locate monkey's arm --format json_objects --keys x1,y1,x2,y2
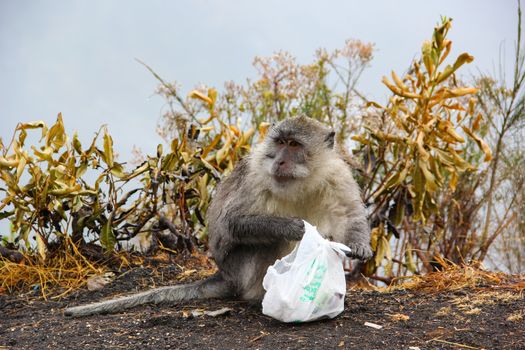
[{"x1": 228, "y1": 215, "x2": 304, "y2": 245}]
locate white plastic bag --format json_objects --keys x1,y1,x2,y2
[{"x1": 262, "y1": 221, "x2": 350, "y2": 323}]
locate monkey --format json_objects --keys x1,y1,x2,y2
[{"x1": 64, "y1": 115, "x2": 372, "y2": 317}]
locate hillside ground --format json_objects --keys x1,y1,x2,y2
[{"x1": 1, "y1": 256, "x2": 524, "y2": 350}]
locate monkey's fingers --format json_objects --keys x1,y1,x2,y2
[
  {"x1": 345, "y1": 250, "x2": 365, "y2": 260},
  {"x1": 345, "y1": 243, "x2": 373, "y2": 261}
]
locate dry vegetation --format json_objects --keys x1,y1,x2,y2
[{"x1": 0, "y1": 10, "x2": 524, "y2": 298}]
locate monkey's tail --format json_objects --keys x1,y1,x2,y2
[{"x1": 64, "y1": 273, "x2": 232, "y2": 317}]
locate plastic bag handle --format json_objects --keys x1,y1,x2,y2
[{"x1": 328, "y1": 241, "x2": 351, "y2": 258}]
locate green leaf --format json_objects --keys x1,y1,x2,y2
[
  {"x1": 391, "y1": 195, "x2": 406, "y2": 227},
  {"x1": 419, "y1": 159, "x2": 438, "y2": 193},
  {"x1": 35, "y1": 233, "x2": 47, "y2": 260},
  {"x1": 405, "y1": 245, "x2": 417, "y2": 273},
  {"x1": 100, "y1": 218, "x2": 116, "y2": 252},
  {"x1": 374, "y1": 234, "x2": 387, "y2": 267},
  {"x1": 20, "y1": 224, "x2": 31, "y2": 248},
  {"x1": 0, "y1": 211, "x2": 14, "y2": 220},
  {"x1": 72, "y1": 132, "x2": 83, "y2": 154},
  {"x1": 161, "y1": 153, "x2": 177, "y2": 172},
  {"x1": 103, "y1": 127, "x2": 114, "y2": 168},
  {"x1": 76, "y1": 161, "x2": 88, "y2": 178},
  {"x1": 110, "y1": 163, "x2": 126, "y2": 179},
  {"x1": 421, "y1": 40, "x2": 434, "y2": 76}
]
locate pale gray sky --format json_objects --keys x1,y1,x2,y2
[{"x1": 0, "y1": 0, "x2": 519, "y2": 162}]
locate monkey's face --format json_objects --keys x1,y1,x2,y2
[
  {"x1": 265, "y1": 136, "x2": 310, "y2": 185},
  {"x1": 251, "y1": 116, "x2": 337, "y2": 198}
]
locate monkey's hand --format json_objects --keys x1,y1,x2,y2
[
  {"x1": 288, "y1": 218, "x2": 306, "y2": 241},
  {"x1": 345, "y1": 243, "x2": 373, "y2": 261}
]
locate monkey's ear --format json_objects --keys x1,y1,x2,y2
[{"x1": 325, "y1": 131, "x2": 335, "y2": 148}]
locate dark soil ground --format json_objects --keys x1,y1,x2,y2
[{"x1": 1, "y1": 259, "x2": 524, "y2": 350}]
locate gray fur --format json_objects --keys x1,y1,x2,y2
[{"x1": 64, "y1": 115, "x2": 371, "y2": 317}]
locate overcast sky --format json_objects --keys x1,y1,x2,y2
[{"x1": 0, "y1": 1, "x2": 519, "y2": 162}]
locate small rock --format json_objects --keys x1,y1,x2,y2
[
  {"x1": 187, "y1": 307, "x2": 233, "y2": 318},
  {"x1": 86, "y1": 272, "x2": 115, "y2": 291},
  {"x1": 364, "y1": 322, "x2": 383, "y2": 330},
  {"x1": 204, "y1": 307, "x2": 233, "y2": 317}
]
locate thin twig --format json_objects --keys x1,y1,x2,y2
[{"x1": 429, "y1": 338, "x2": 481, "y2": 350}]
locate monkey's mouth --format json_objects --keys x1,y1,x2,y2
[{"x1": 273, "y1": 175, "x2": 295, "y2": 184}]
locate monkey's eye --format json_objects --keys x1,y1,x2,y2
[
  {"x1": 276, "y1": 139, "x2": 286, "y2": 145},
  {"x1": 288, "y1": 140, "x2": 300, "y2": 147}
]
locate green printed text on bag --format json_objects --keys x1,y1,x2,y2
[{"x1": 300, "y1": 259, "x2": 327, "y2": 302}]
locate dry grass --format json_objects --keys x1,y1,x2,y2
[
  {"x1": 0, "y1": 240, "x2": 217, "y2": 300},
  {"x1": 393, "y1": 258, "x2": 525, "y2": 293},
  {"x1": 506, "y1": 310, "x2": 523, "y2": 322},
  {"x1": 0, "y1": 238, "x2": 109, "y2": 299},
  {"x1": 387, "y1": 313, "x2": 410, "y2": 322},
  {"x1": 384, "y1": 259, "x2": 525, "y2": 319},
  {"x1": 453, "y1": 291, "x2": 521, "y2": 307},
  {"x1": 464, "y1": 308, "x2": 482, "y2": 315},
  {"x1": 147, "y1": 249, "x2": 218, "y2": 283},
  {"x1": 435, "y1": 306, "x2": 452, "y2": 317}
]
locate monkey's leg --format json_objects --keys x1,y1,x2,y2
[
  {"x1": 64, "y1": 273, "x2": 232, "y2": 317},
  {"x1": 229, "y1": 215, "x2": 305, "y2": 245}
]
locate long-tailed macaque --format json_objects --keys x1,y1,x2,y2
[{"x1": 64, "y1": 116, "x2": 372, "y2": 317}]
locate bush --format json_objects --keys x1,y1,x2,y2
[{"x1": 0, "y1": 112, "x2": 254, "y2": 259}]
